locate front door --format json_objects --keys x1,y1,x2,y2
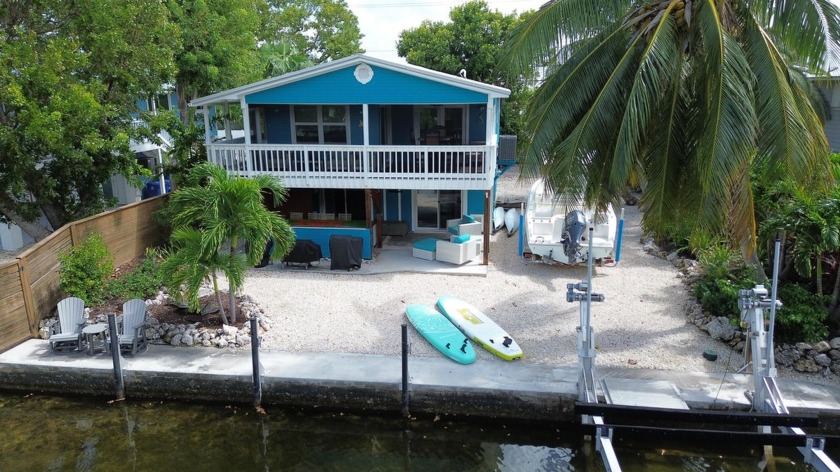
[{"x1": 415, "y1": 190, "x2": 462, "y2": 231}]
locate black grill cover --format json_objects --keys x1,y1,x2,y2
[
  {"x1": 329, "y1": 235, "x2": 362, "y2": 271},
  {"x1": 283, "y1": 239, "x2": 323, "y2": 268}
]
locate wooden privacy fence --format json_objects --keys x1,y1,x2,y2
[{"x1": 0, "y1": 196, "x2": 167, "y2": 353}]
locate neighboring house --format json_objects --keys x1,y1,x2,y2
[
  {"x1": 818, "y1": 79, "x2": 840, "y2": 152},
  {"x1": 105, "y1": 93, "x2": 177, "y2": 205},
  {"x1": 1, "y1": 94, "x2": 177, "y2": 252},
  {"x1": 189, "y1": 54, "x2": 511, "y2": 259}
]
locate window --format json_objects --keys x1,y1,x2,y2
[{"x1": 292, "y1": 105, "x2": 349, "y2": 144}]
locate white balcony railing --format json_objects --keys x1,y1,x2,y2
[{"x1": 206, "y1": 143, "x2": 497, "y2": 190}]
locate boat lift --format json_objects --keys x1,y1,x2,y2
[{"x1": 571, "y1": 234, "x2": 839, "y2": 471}]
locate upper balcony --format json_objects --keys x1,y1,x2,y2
[{"x1": 208, "y1": 143, "x2": 497, "y2": 190}]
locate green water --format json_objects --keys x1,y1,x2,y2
[{"x1": 0, "y1": 393, "x2": 828, "y2": 471}]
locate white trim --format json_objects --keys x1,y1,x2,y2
[
  {"x1": 290, "y1": 105, "x2": 350, "y2": 144},
  {"x1": 189, "y1": 54, "x2": 510, "y2": 107}
]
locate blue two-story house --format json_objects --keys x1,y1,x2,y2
[{"x1": 189, "y1": 54, "x2": 510, "y2": 261}]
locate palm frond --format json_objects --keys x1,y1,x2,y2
[
  {"x1": 498, "y1": 0, "x2": 632, "y2": 77},
  {"x1": 694, "y1": 1, "x2": 758, "y2": 234},
  {"x1": 761, "y1": 0, "x2": 840, "y2": 73},
  {"x1": 518, "y1": 24, "x2": 630, "y2": 181},
  {"x1": 612, "y1": 5, "x2": 683, "y2": 191}
]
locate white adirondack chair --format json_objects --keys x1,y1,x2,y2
[
  {"x1": 119, "y1": 299, "x2": 148, "y2": 354},
  {"x1": 49, "y1": 297, "x2": 86, "y2": 352}
]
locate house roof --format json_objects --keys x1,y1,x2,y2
[{"x1": 189, "y1": 54, "x2": 511, "y2": 107}]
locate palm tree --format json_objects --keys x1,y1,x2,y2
[
  {"x1": 159, "y1": 227, "x2": 240, "y2": 325},
  {"x1": 501, "y1": 0, "x2": 840, "y2": 269},
  {"x1": 166, "y1": 162, "x2": 295, "y2": 323}
]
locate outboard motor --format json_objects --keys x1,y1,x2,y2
[{"x1": 561, "y1": 210, "x2": 587, "y2": 264}]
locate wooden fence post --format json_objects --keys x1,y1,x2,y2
[
  {"x1": 69, "y1": 223, "x2": 79, "y2": 246},
  {"x1": 17, "y1": 257, "x2": 39, "y2": 336}
]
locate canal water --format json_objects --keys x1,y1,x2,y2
[{"x1": 0, "y1": 392, "x2": 829, "y2": 471}]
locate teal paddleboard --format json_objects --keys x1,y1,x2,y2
[{"x1": 405, "y1": 304, "x2": 476, "y2": 364}]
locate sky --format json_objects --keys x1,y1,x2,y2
[{"x1": 344, "y1": 0, "x2": 547, "y2": 63}]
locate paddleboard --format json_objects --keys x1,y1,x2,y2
[
  {"x1": 504, "y1": 208, "x2": 520, "y2": 237},
  {"x1": 436, "y1": 296, "x2": 523, "y2": 361},
  {"x1": 405, "y1": 304, "x2": 476, "y2": 364},
  {"x1": 492, "y1": 206, "x2": 505, "y2": 233}
]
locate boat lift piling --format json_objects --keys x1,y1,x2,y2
[
  {"x1": 568, "y1": 228, "x2": 619, "y2": 470},
  {"x1": 738, "y1": 238, "x2": 840, "y2": 471}
]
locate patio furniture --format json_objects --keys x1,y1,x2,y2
[
  {"x1": 329, "y1": 235, "x2": 362, "y2": 270},
  {"x1": 412, "y1": 238, "x2": 439, "y2": 261},
  {"x1": 289, "y1": 211, "x2": 304, "y2": 220},
  {"x1": 82, "y1": 323, "x2": 109, "y2": 356},
  {"x1": 283, "y1": 239, "x2": 323, "y2": 269},
  {"x1": 308, "y1": 212, "x2": 321, "y2": 220},
  {"x1": 446, "y1": 215, "x2": 482, "y2": 237},
  {"x1": 338, "y1": 213, "x2": 352, "y2": 221},
  {"x1": 119, "y1": 298, "x2": 148, "y2": 354},
  {"x1": 436, "y1": 235, "x2": 481, "y2": 265},
  {"x1": 49, "y1": 297, "x2": 86, "y2": 352}
]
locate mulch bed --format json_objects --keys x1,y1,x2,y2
[{"x1": 86, "y1": 257, "x2": 251, "y2": 330}]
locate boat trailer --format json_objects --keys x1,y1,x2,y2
[{"x1": 571, "y1": 234, "x2": 839, "y2": 471}]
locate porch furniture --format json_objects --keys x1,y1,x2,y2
[
  {"x1": 82, "y1": 323, "x2": 109, "y2": 356},
  {"x1": 119, "y1": 299, "x2": 148, "y2": 354},
  {"x1": 329, "y1": 235, "x2": 362, "y2": 271},
  {"x1": 412, "y1": 238, "x2": 439, "y2": 261},
  {"x1": 446, "y1": 215, "x2": 482, "y2": 237},
  {"x1": 49, "y1": 297, "x2": 86, "y2": 352},
  {"x1": 289, "y1": 211, "x2": 304, "y2": 220},
  {"x1": 307, "y1": 212, "x2": 321, "y2": 220},
  {"x1": 338, "y1": 213, "x2": 352, "y2": 221},
  {"x1": 436, "y1": 236, "x2": 481, "y2": 265},
  {"x1": 321, "y1": 213, "x2": 336, "y2": 221},
  {"x1": 283, "y1": 239, "x2": 323, "y2": 269}
]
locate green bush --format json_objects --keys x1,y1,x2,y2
[
  {"x1": 105, "y1": 251, "x2": 163, "y2": 301},
  {"x1": 59, "y1": 233, "x2": 114, "y2": 305},
  {"x1": 775, "y1": 284, "x2": 830, "y2": 343},
  {"x1": 693, "y1": 245, "x2": 756, "y2": 318}
]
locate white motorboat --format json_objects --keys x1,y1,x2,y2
[{"x1": 524, "y1": 179, "x2": 617, "y2": 264}]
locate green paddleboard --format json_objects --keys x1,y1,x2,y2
[{"x1": 405, "y1": 304, "x2": 476, "y2": 364}]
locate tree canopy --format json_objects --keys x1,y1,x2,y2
[
  {"x1": 0, "y1": 0, "x2": 178, "y2": 237},
  {"x1": 168, "y1": 0, "x2": 262, "y2": 123},
  {"x1": 501, "y1": 0, "x2": 840, "y2": 262},
  {"x1": 260, "y1": 0, "x2": 364, "y2": 64},
  {"x1": 396, "y1": 1, "x2": 533, "y2": 136}
]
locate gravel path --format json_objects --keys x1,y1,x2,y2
[{"x1": 240, "y1": 168, "x2": 840, "y2": 388}]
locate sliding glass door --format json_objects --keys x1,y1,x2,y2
[{"x1": 415, "y1": 190, "x2": 462, "y2": 230}]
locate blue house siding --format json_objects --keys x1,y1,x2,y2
[
  {"x1": 466, "y1": 190, "x2": 485, "y2": 215},
  {"x1": 245, "y1": 65, "x2": 487, "y2": 105},
  {"x1": 468, "y1": 104, "x2": 485, "y2": 143},
  {"x1": 265, "y1": 106, "x2": 291, "y2": 144}
]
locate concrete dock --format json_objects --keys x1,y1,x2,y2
[{"x1": 1, "y1": 339, "x2": 840, "y2": 427}]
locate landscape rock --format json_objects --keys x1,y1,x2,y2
[
  {"x1": 830, "y1": 337, "x2": 840, "y2": 350},
  {"x1": 182, "y1": 334, "x2": 194, "y2": 346},
  {"x1": 170, "y1": 334, "x2": 182, "y2": 346},
  {"x1": 795, "y1": 342, "x2": 812, "y2": 351},
  {"x1": 814, "y1": 353, "x2": 832, "y2": 367},
  {"x1": 814, "y1": 341, "x2": 832, "y2": 353},
  {"x1": 829, "y1": 350, "x2": 840, "y2": 361},
  {"x1": 794, "y1": 358, "x2": 820, "y2": 373},
  {"x1": 705, "y1": 317, "x2": 736, "y2": 342}
]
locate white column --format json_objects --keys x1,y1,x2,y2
[
  {"x1": 202, "y1": 107, "x2": 212, "y2": 165},
  {"x1": 362, "y1": 104, "x2": 370, "y2": 179},
  {"x1": 223, "y1": 103, "x2": 232, "y2": 141},
  {"x1": 485, "y1": 97, "x2": 494, "y2": 145},
  {"x1": 157, "y1": 148, "x2": 166, "y2": 195},
  {"x1": 241, "y1": 97, "x2": 253, "y2": 176}
]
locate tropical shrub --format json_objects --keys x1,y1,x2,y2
[
  {"x1": 58, "y1": 233, "x2": 114, "y2": 305},
  {"x1": 775, "y1": 284, "x2": 830, "y2": 344},
  {"x1": 693, "y1": 245, "x2": 756, "y2": 318},
  {"x1": 105, "y1": 249, "x2": 164, "y2": 301}
]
